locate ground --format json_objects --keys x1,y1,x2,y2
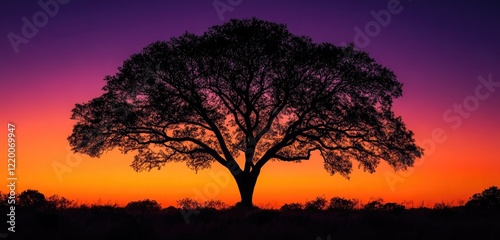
[{"x1": 6, "y1": 206, "x2": 500, "y2": 240}]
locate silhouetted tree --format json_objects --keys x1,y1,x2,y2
[
  {"x1": 382, "y1": 202, "x2": 405, "y2": 211},
  {"x1": 177, "y1": 198, "x2": 201, "y2": 210},
  {"x1": 47, "y1": 194, "x2": 73, "y2": 210},
  {"x1": 433, "y1": 201, "x2": 452, "y2": 210},
  {"x1": 125, "y1": 199, "x2": 162, "y2": 212},
  {"x1": 364, "y1": 198, "x2": 384, "y2": 210},
  {"x1": 202, "y1": 199, "x2": 228, "y2": 210},
  {"x1": 465, "y1": 186, "x2": 500, "y2": 210},
  {"x1": 328, "y1": 197, "x2": 358, "y2": 211},
  {"x1": 0, "y1": 192, "x2": 9, "y2": 208},
  {"x1": 280, "y1": 202, "x2": 304, "y2": 211},
  {"x1": 68, "y1": 18, "x2": 423, "y2": 208},
  {"x1": 19, "y1": 189, "x2": 47, "y2": 210},
  {"x1": 305, "y1": 196, "x2": 327, "y2": 211}
]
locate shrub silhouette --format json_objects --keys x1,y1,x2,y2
[
  {"x1": 382, "y1": 202, "x2": 405, "y2": 211},
  {"x1": 465, "y1": 186, "x2": 500, "y2": 210},
  {"x1": 328, "y1": 197, "x2": 358, "y2": 211},
  {"x1": 47, "y1": 195, "x2": 74, "y2": 210},
  {"x1": 363, "y1": 198, "x2": 384, "y2": 210},
  {"x1": 0, "y1": 192, "x2": 9, "y2": 208},
  {"x1": 280, "y1": 202, "x2": 304, "y2": 211},
  {"x1": 305, "y1": 196, "x2": 327, "y2": 211},
  {"x1": 433, "y1": 201, "x2": 452, "y2": 210},
  {"x1": 177, "y1": 198, "x2": 201, "y2": 210},
  {"x1": 125, "y1": 199, "x2": 162, "y2": 212},
  {"x1": 88, "y1": 203, "x2": 123, "y2": 218},
  {"x1": 19, "y1": 189, "x2": 47, "y2": 210},
  {"x1": 6, "y1": 187, "x2": 500, "y2": 239},
  {"x1": 202, "y1": 199, "x2": 228, "y2": 210}
]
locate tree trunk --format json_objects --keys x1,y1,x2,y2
[{"x1": 234, "y1": 170, "x2": 260, "y2": 209}]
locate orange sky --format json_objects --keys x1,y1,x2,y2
[{"x1": 1, "y1": 95, "x2": 498, "y2": 208}]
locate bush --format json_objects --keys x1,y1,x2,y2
[
  {"x1": 125, "y1": 199, "x2": 162, "y2": 212},
  {"x1": 177, "y1": 198, "x2": 201, "y2": 210},
  {"x1": 47, "y1": 195, "x2": 74, "y2": 210},
  {"x1": 0, "y1": 192, "x2": 10, "y2": 208},
  {"x1": 363, "y1": 198, "x2": 384, "y2": 210},
  {"x1": 305, "y1": 196, "x2": 327, "y2": 211},
  {"x1": 382, "y1": 202, "x2": 405, "y2": 211},
  {"x1": 280, "y1": 202, "x2": 303, "y2": 211},
  {"x1": 433, "y1": 201, "x2": 452, "y2": 210},
  {"x1": 202, "y1": 199, "x2": 227, "y2": 210},
  {"x1": 465, "y1": 186, "x2": 500, "y2": 210},
  {"x1": 328, "y1": 197, "x2": 358, "y2": 211},
  {"x1": 88, "y1": 203, "x2": 122, "y2": 216},
  {"x1": 19, "y1": 189, "x2": 47, "y2": 210}
]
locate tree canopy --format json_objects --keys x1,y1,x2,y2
[
  {"x1": 466, "y1": 186, "x2": 500, "y2": 210},
  {"x1": 68, "y1": 18, "x2": 423, "y2": 207}
]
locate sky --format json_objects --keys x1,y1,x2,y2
[{"x1": 0, "y1": 0, "x2": 499, "y2": 208}]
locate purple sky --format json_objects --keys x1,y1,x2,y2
[{"x1": 2, "y1": 0, "x2": 499, "y2": 104}]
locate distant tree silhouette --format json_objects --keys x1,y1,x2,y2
[
  {"x1": 47, "y1": 194, "x2": 73, "y2": 210},
  {"x1": 125, "y1": 199, "x2": 162, "y2": 212},
  {"x1": 363, "y1": 198, "x2": 384, "y2": 210},
  {"x1": 0, "y1": 192, "x2": 9, "y2": 208},
  {"x1": 68, "y1": 18, "x2": 423, "y2": 208},
  {"x1": 201, "y1": 199, "x2": 228, "y2": 210},
  {"x1": 176, "y1": 198, "x2": 201, "y2": 210},
  {"x1": 382, "y1": 202, "x2": 405, "y2": 211},
  {"x1": 328, "y1": 197, "x2": 358, "y2": 210},
  {"x1": 465, "y1": 186, "x2": 500, "y2": 210},
  {"x1": 19, "y1": 189, "x2": 47, "y2": 210},
  {"x1": 305, "y1": 196, "x2": 327, "y2": 211},
  {"x1": 433, "y1": 201, "x2": 452, "y2": 210},
  {"x1": 280, "y1": 202, "x2": 304, "y2": 211}
]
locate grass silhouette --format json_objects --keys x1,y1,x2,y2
[{"x1": 2, "y1": 186, "x2": 499, "y2": 240}]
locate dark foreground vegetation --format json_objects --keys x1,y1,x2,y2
[{"x1": 2, "y1": 186, "x2": 499, "y2": 240}]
